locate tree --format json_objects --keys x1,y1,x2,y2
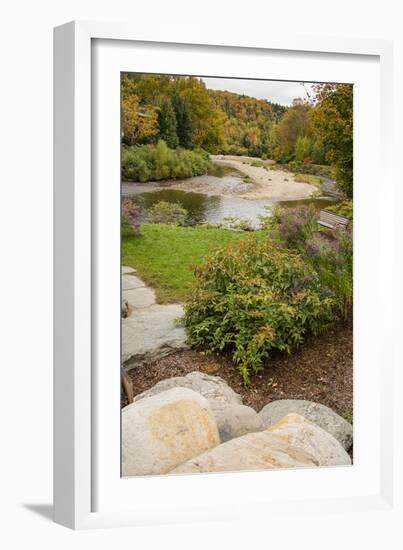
[
  {"x1": 172, "y1": 94, "x2": 193, "y2": 148},
  {"x1": 121, "y1": 75, "x2": 159, "y2": 144},
  {"x1": 157, "y1": 99, "x2": 179, "y2": 148},
  {"x1": 179, "y1": 78, "x2": 226, "y2": 151},
  {"x1": 311, "y1": 84, "x2": 353, "y2": 197},
  {"x1": 294, "y1": 136, "x2": 313, "y2": 163},
  {"x1": 276, "y1": 100, "x2": 312, "y2": 161}
]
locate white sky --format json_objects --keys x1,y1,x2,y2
[{"x1": 201, "y1": 77, "x2": 315, "y2": 106}]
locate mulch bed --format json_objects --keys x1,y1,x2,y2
[{"x1": 123, "y1": 316, "x2": 353, "y2": 423}]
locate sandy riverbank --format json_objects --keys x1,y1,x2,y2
[{"x1": 209, "y1": 155, "x2": 317, "y2": 200}]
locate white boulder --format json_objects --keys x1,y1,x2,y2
[
  {"x1": 122, "y1": 387, "x2": 220, "y2": 476},
  {"x1": 259, "y1": 400, "x2": 353, "y2": 450},
  {"x1": 170, "y1": 414, "x2": 351, "y2": 474}
]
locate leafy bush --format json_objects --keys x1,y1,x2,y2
[
  {"x1": 258, "y1": 204, "x2": 284, "y2": 231},
  {"x1": 121, "y1": 140, "x2": 211, "y2": 182},
  {"x1": 294, "y1": 173, "x2": 323, "y2": 187},
  {"x1": 224, "y1": 144, "x2": 249, "y2": 156},
  {"x1": 121, "y1": 198, "x2": 142, "y2": 236},
  {"x1": 222, "y1": 216, "x2": 255, "y2": 232},
  {"x1": 272, "y1": 162, "x2": 333, "y2": 179},
  {"x1": 325, "y1": 200, "x2": 353, "y2": 220},
  {"x1": 149, "y1": 200, "x2": 188, "y2": 226},
  {"x1": 184, "y1": 239, "x2": 337, "y2": 384}
]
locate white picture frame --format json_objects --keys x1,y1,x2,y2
[{"x1": 54, "y1": 20, "x2": 398, "y2": 531}]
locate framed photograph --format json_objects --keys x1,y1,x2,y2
[{"x1": 54, "y1": 21, "x2": 396, "y2": 530}]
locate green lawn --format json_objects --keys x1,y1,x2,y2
[{"x1": 122, "y1": 224, "x2": 265, "y2": 303}]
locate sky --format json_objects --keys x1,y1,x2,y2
[{"x1": 201, "y1": 77, "x2": 315, "y2": 106}]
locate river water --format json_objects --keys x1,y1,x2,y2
[{"x1": 122, "y1": 174, "x2": 338, "y2": 227}]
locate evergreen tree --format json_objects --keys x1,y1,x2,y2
[
  {"x1": 157, "y1": 99, "x2": 179, "y2": 148},
  {"x1": 172, "y1": 94, "x2": 193, "y2": 148}
]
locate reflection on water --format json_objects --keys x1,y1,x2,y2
[{"x1": 122, "y1": 178, "x2": 338, "y2": 227}]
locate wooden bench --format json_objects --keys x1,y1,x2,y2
[{"x1": 318, "y1": 210, "x2": 350, "y2": 230}]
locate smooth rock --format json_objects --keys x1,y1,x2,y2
[
  {"x1": 171, "y1": 414, "x2": 351, "y2": 474},
  {"x1": 122, "y1": 387, "x2": 220, "y2": 476},
  {"x1": 122, "y1": 274, "x2": 146, "y2": 291},
  {"x1": 123, "y1": 287, "x2": 156, "y2": 309},
  {"x1": 121, "y1": 297, "x2": 129, "y2": 318},
  {"x1": 133, "y1": 371, "x2": 243, "y2": 413},
  {"x1": 259, "y1": 399, "x2": 353, "y2": 450},
  {"x1": 122, "y1": 265, "x2": 136, "y2": 274},
  {"x1": 215, "y1": 404, "x2": 264, "y2": 442},
  {"x1": 122, "y1": 304, "x2": 187, "y2": 367}
]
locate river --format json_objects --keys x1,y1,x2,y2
[{"x1": 121, "y1": 172, "x2": 339, "y2": 228}]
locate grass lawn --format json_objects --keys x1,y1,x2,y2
[{"x1": 122, "y1": 224, "x2": 265, "y2": 303}]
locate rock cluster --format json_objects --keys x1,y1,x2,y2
[
  {"x1": 122, "y1": 372, "x2": 353, "y2": 477},
  {"x1": 121, "y1": 267, "x2": 188, "y2": 369}
]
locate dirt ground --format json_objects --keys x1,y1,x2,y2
[{"x1": 123, "y1": 316, "x2": 353, "y2": 424}]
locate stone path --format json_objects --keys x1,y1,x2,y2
[{"x1": 121, "y1": 266, "x2": 188, "y2": 369}]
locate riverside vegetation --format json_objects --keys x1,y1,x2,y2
[
  {"x1": 121, "y1": 74, "x2": 353, "y2": 388},
  {"x1": 121, "y1": 74, "x2": 353, "y2": 197}
]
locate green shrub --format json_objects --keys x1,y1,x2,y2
[
  {"x1": 325, "y1": 200, "x2": 353, "y2": 220},
  {"x1": 121, "y1": 140, "x2": 211, "y2": 182},
  {"x1": 149, "y1": 200, "x2": 188, "y2": 225},
  {"x1": 225, "y1": 144, "x2": 249, "y2": 156},
  {"x1": 273, "y1": 162, "x2": 333, "y2": 179},
  {"x1": 258, "y1": 204, "x2": 284, "y2": 231},
  {"x1": 184, "y1": 239, "x2": 336, "y2": 384},
  {"x1": 222, "y1": 216, "x2": 255, "y2": 232},
  {"x1": 294, "y1": 173, "x2": 323, "y2": 187}
]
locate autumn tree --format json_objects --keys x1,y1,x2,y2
[
  {"x1": 180, "y1": 78, "x2": 226, "y2": 152},
  {"x1": 276, "y1": 100, "x2": 312, "y2": 161},
  {"x1": 311, "y1": 84, "x2": 353, "y2": 197},
  {"x1": 121, "y1": 75, "x2": 159, "y2": 144}
]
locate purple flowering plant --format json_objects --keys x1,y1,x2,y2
[{"x1": 122, "y1": 197, "x2": 142, "y2": 236}]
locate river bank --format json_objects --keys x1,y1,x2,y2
[{"x1": 168, "y1": 155, "x2": 317, "y2": 200}]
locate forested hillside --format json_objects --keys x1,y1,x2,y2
[{"x1": 121, "y1": 74, "x2": 353, "y2": 196}]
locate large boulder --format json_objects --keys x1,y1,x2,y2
[
  {"x1": 259, "y1": 400, "x2": 353, "y2": 450},
  {"x1": 170, "y1": 414, "x2": 351, "y2": 474},
  {"x1": 214, "y1": 404, "x2": 264, "y2": 442},
  {"x1": 122, "y1": 387, "x2": 220, "y2": 476},
  {"x1": 133, "y1": 372, "x2": 243, "y2": 413}
]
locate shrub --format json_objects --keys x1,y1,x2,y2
[
  {"x1": 222, "y1": 216, "x2": 255, "y2": 232},
  {"x1": 224, "y1": 144, "x2": 249, "y2": 156},
  {"x1": 294, "y1": 173, "x2": 323, "y2": 187},
  {"x1": 121, "y1": 198, "x2": 142, "y2": 236},
  {"x1": 121, "y1": 140, "x2": 211, "y2": 182},
  {"x1": 325, "y1": 200, "x2": 353, "y2": 220},
  {"x1": 258, "y1": 204, "x2": 284, "y2": 231},
  {"x1": 149, "y1": 200, "x2": 188, "y2": 225},
  {"x1": 184, "y1": 238, "x2": 337, "y2": 384}
]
